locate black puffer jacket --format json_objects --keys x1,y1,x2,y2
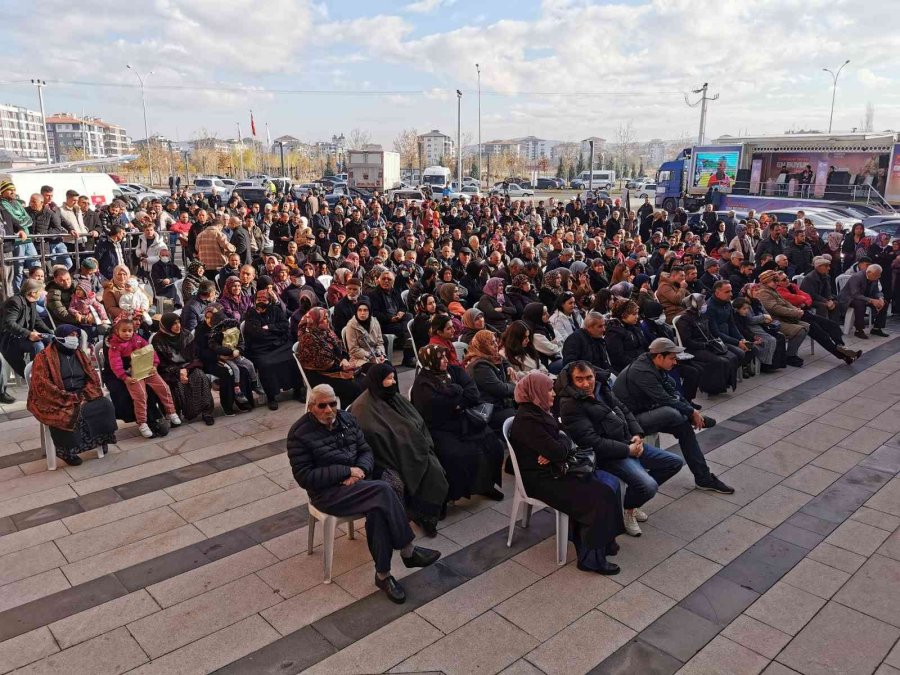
[
  {"x1": 287, "y1": 411, "x2": 375, "y2": 495},
  {"x1": 556, "y1": 365, "x2": 643, "y2": 461},
  {"x1": 604, "y1": 319, "x2": 647, "y2": 373}
]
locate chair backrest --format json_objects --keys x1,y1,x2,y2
[
  {"x1": 792, "y1": 274, "x2": 805, "y2": 286},
  {"x1": 24, "y1": 361, "x2": 32, "y2": 388},
  {"x1": 407, "y1": 319, "x2": 423, "y2": 369},
  {"x1": 292, "y1": 341, "x2": 314, "y2": 404},
  {"x1": 672, "y1": 314, "x2": 685, "y2": 347},
  {"x1": 174, "y1": 278, "x2": 185, "y2": 304},
  {"x1": 452, "y1": 341, "x2": 467, "y2": 363},
  {"x1": 502, "y1": 417, "x2": 529, "y2": 501},
  {"x1": 318, "y1": 274, "x2": 333, "y2": 290},
  {"x1": 401, "y1": 289, "x2": 409, "y2": 308},
  {"x1": 340, "y1": 325, "x2": 350, "y2": 351},
  {"x1": 835, "y1": 274, "x2": 850, "y2": 294}
]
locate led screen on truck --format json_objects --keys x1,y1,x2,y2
[{"x1": 691, "y1": 146, "x2": 741, "y2": 189}]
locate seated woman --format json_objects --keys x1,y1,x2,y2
[
  {"x1": 521, "y1": 302, "x2": 563, "y2": 373},
  {"x1": 411, "y1": 344, "x2": 504, "y2": 502},
  {"x1": 629, "y1": 274, "x2": 655, "y2": 312},
  {"x1": 549, "y1": 292, "x2": 583, "y2": 345},
  {"x1": 243, "y1": 289, "x2": 303, "y2": 410},
  {"x1": 195, "y1": 303, "x2": 256, "y2": 415},
  {"x1": 675, "y1": 293, "x2": 740, "y2": 395},
  {"x1": 219, "y1": 276, "x2": 252, "y2": 322},
  {"x1": 0, "y1": 279, "x2": 53, "y2": 377},
  {"x1": 476, "y1": 277, "x2": 516, "y2": 333},
  {"x1": 296, "y1": 307, "x2": 363, "y2": 405},
  {"x1": 181, "y1": 260, "x2": 206, "y2": 301},
  {"x1": 734, "y1": 288, "x2": 785, "y2": 372},
  {"x1": 428, "y1": 313, "x2": 462, "y2": 367},
  {"x1": 605, "y1": 300, "x2": 649, "y2": 374},
  {"x1": 326, "y1": 267, "x2": 352, "y2": 308},
  {"x1": 501, "y1": 320, "x2": 548, "y2": 377},
  {"x1": 509, "y1": 372, "x2": 623, "y2": 575},
  {"x1": 410, "y1": 294, "x2": 439, "y2": 351},
  {"x1": 506, "y1": 274, "x2": 538, "y2": 320},
  {"x1": 27, "y1": 325, "x2": 118, "y2": 466},
  {"x1": 464, "y1": 329, "x2": 517, "y2": 431},
  {"x1": 353, "y1": 363, "x2": 450, "y2": 537},
  {"x1": 101, "y1": 265, "x2": 142, "y2": 323},
  {"x1": 459, "y1": 307, "x2": 496, "y2": 344},
  {"x1": 344, "y1": 299, "x2": 387, "y2": 372},
  {"x1": 152, "y1": 313, "x2": 215, "y2": 425}
]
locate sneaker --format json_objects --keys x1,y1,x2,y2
[
  {"x1": 623, "y1": 509, "x2": 642, "y2": 536},
  {"x1": 0, "y1": 392, "x2": 15, "y2": 404},
  {"x1": 167, "y1": 413, "x2": 182, "y2": 427},
  {"x1": 633, "y1": 507, "x2": 649, "y2": 522},
  {"x1": 871, "y1": 328, "x2": 888, "y2": 338},
  {"x1": 855, "y1": 329, "x2": 869, "y2": 339},
  {"x1": 696, "y1": 474, "x2": 735, "y2": 495},
  {"x1": 138, "y1": 423, "x2": 154, "y2": 438}
]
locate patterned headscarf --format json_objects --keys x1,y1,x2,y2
[
  {"x1": 465, "y1": 329, "x2": 502, "y2": 366},
  {"x1": 514, "y1": 371, "x2": 555, "y2": 412},
  {"x1": 187, "y1": 260, "x2": 204, "y2": 277},
  {"x1": 418, "y1": 343, "x2": 448, "y2": 372},
  {"x1": 298, "y1": 306, "x2": 329, "y2": 332}
]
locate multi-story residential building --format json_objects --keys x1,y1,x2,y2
[
  {"x1": 645, "y1": 138, "x2": 667, "y2": 169},
  {"x1": 46, "y1": 113, "x2": 131, "y2": 161},
  {"x1": 0, "y1": 103, "x2": 47, "y2": 162},
  {"x1": 417, "y1": 130, "x2": 455, "y2": 167},
  {"x1": 312, "y1": 133, "x2": 346, "y2": 157}
]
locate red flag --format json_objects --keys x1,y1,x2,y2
[{"x1": 250, "y1": 110, "x2": 257, "y2": 136}]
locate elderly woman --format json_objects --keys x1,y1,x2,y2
[
  {"x1": 27, "y1": 325, "x2": 118, "y2": 466},
  {"x1": 218, "y1": 276, "x2": 252, "y2": 322},
  {"x1": 102, "y1": 265, "x2": 147, "y2": 322},
  {"x1": 507, "y1": 274, "x2": 537, "y2": 319},
  {"x1": 244, "y1": 289, "x2": 303, "y2": 410},
  {"x1": 151, "y1": 313, "x2": 215, "y2": 424},
  {"x1": 539, "y1": 269, "x2": 565, "y2": 309},
  {"x1": 296, "y1": 307, "x2": 363, "y2": 405},
  {"x1": 181, "y1": 260, "x2": 206, "y2": 300},
  {"x1": 464, "y1": 329, "x2": 517, "y2": 431},
  {"x1": 476, "y1": 277, "x2": 515, "y2": 333},
  {"x1": 0, "y1": 279, "x2": 53, "y2": 377},
  {"x1": 195, "y1": 303, "x2": 256, "y2": 415},
  {"x1": 353, "y1": 363, "x2": 449, "y2": 537},
  {"x1": 411, "y1": 344, "x2": 504, "y2": 502},
  {"x1": 344, "y1": 299, "x2": 386, "y2": 371},
  {"x1": 509, "y1": 372, "x2": 624, "y2": 575},
  {"x1": 326, "y1": 268, "x2": 352, "y2": 308}
]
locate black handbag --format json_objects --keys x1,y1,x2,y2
[
  {"x1": 463, "y1": 402, "x2": 494, "y2": 429},
  {"x1": 550, "y1": 431, "x2": 596, "y2": 479},
  {"x1": 706, "y1": 338, "x2": 729, "y2": 356}
]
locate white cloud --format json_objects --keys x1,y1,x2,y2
[
  {"x1": 857, "y1": 68, "x2": 891, "y2": 88},
  {"x1": 404, "y1": 0, "x2": 457, "y2": 13}
]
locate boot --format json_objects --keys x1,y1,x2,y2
[{"x1": 835, "y1": 346, "x2": 858, "y2": 365}]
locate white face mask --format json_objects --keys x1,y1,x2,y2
[{"x1": 59, "y1": 335, "x2": 80, "y2": 350}]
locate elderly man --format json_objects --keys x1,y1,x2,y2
[
  {"x1": 287, "y1": 385, "x2": 440, "y2": 603},
  {"x1": 800, "y1": 256, "x2": 841, "y2": 323},
  {"x1": 195, "y1": 216, "x2": 235, "y2": 278},
  {"x1": 655, "y1": 266, "x2": 689, "y2": 323},
  {"x1": 839, "y1": 264, "x2": 888, "y2": 338},
  {"x1": 562, "y1": 311, "x2": 612, "y2": 369},
  {"x1": 613, "y1": 338, "x2": 734, "y2": 495},
  {"x1": 369, "y1": 270, "x2": 415, "y2": 367}
]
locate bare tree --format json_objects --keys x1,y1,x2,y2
[
  {"x1": 347, "y1": 128, "x2": 373, "y2": 150},
  {"x1": 861, "y1": 102, "x2": 875, "y2": 133},
  {"x1": 613, "y1": 121, "x2": 638, "y2": 179},
  {"x1": 393, "y1": 128, "x2": 419, "y2": 171}
]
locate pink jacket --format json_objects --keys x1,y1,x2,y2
[{"x1": 108, "y1": 333, "x2": 159, "y2": 380}]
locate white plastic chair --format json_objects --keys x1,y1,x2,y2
[
  {"x1": 292, "y1": 342, "x2": 315, "y2": 406},
  {"x1": 400, "y1": 289, "x2": 409, "y2": 308},
  {"x1": 318, "y1": 274, "x2": 333, "y2": 290},
  {"x1": 407, "y1": 319, "x2": 422, "y2": 370},
  {"x1": 672, "y1": 314, "x2": 685, "y2": 347},
  {"x1": 502, "y1": 417, "x2": 569, "y2": 566},
  {"x1": 835, "y1": 273, "x2": 872, "y2": 335},
  {"x1": 306, "y1": 502, "x2": 360, "y2": 583},
  {"x1": 452, "y1": 341, "x2": 467, "y2": 363},
  {"x1": 173, "y1": 278, "x2": 185, "y2": 305}
]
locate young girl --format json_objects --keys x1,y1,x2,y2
[
  {"x1": 69, "y1": 280, "x2": 111, "y2": 330},
  {"x1": 108, "y1": 315, "x2": 181, "y2": 438}
]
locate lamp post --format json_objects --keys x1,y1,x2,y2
[
  {"x1": 277, "y1": 141, "x2": 286, "y2": 177},
  {"x1": 126, "y1": 64, "x2": 154, "y2": 186},
  {"x1": 583, "y1": 139, "x2": 595, "y2": 193},
  {"x1": 30, "y1": 79, "x2": 52, "y2": 163},
  {"x1": 476, "y1": 63, "x2": 481, "y2": 187},
  {"x1": 456, "y1": 89, "x2": 463, "y2": 189},
  {"x1": 823, "y1": 60, "x2": 850, "y2": 133}
]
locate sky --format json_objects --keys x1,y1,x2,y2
[{"x1": 2, "y1": 0, "x2": 899, "y2": 150}]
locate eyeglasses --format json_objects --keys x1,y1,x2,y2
[{"x1": 315, "y1": 401, "x2": 338, "y2": 409}]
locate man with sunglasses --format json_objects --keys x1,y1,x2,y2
[{"x1": 287, "y1": 384, "x2": 440, "y2": 604}]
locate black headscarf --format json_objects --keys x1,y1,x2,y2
[
  {"x1": 522, "y1": 301, "x2": 554, "y2": 340},
  {"x1": 354, "y1": 298, "x2": 372, "y2": 332},
  {"x1": 54, "y1": 324, "x2": 80, "y2": 355},
  {"x1": 365, "y1": 362, "x2": 398, "y2": 400},
  {"x1": 160, "y1": 312, "x2": 180, "y2": 334}
]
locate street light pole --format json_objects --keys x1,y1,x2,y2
[
  {"x1": 823, "y1": 60, "x2": 850, "y2": 133},
  {"x1": 476, "y1": 63, "x2": 481, "y2": 186},
  {"x1": 585, "y1": 139, "x2": 594, "y2": 193},
  {"x1": 456, "y1": 89, "x2": 463, "y2": 189},
  {"x1": 30, "y1": 79, "x2": 52, "y2": 163},
  {"x1": 126, "y1": 64, "x2": 154, "y2": 186},
  {"x1": 277, "y1": 141, "x2": 286, "y2": 177}
]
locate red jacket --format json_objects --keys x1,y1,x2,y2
[
  {"x1": 108, "y1": 333, "x2": 159, "y2": 380},
  {"x1": 776, "y1": 283, "x2": 812, "y2": 308}
]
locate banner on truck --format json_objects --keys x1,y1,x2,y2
[
  {"x1": 691, "y1": 146, "x2": 741, "y2": 189},
  {"x1": 885, "y1": 143, "x2": 900, "y2": 204}
]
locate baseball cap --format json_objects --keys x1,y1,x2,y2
[{"x1": 648, "y1": 338, "x2": 685, "y2": 355}]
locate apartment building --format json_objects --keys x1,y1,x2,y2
[
  {"x1": 417, "y1": 130, "x2": 455, "y2": 166},
  {"x1": 0, "y1": 103, "x2": 48, "y2": 161}
]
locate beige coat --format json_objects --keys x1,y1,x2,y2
[
  {"x1": 655, "y1": 279, "x2": 689, "y2": 323},
  {"x1": 344, "y1": 316, "x2": 386, "y2": 368},
  {"x1": 755, "y1": 285, "x2": 809, "y2": 337}
]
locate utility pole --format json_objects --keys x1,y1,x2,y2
[
  {"x1": 684, "y1": 82, "x2": 719, "y2": 144},
  {"x1": 588, "y1": 140, "x2": 594, "y2": 192},
  {"x1": 31, "y1": 79, "x2": 52, "y2": 163},
  {"x1": 823, "y1": 60, "x2": 850, "y2": 133},
  {"x1": 277, "y1": 141, "x2": 286, "y2": 177},
  {"x1": 236, "y1": 122, "x2": 245, "y2": 179},
  {"x1": 126, "y1": 65, "x2": 154, "y2": 185},
  {"x1": 456, "y1": 89, "x2": 463, "y2": 189},
  {"x1": 476, "y1": 63, "x2": 482, "y2": 185}
]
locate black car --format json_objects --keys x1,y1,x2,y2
[
  {"x1": 535, "y1": 178, "x2": 560, "y2": 189},
  {"x1": 232, "y1": 187, "x2": 272, "y2": 208}
]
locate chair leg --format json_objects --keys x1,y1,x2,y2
[
  {"x1": 307, "y1": 517, "x2": 316, "y2": 555},
  {"x1": 347, "y1": 519, "x2": 356, "y2": 540},
  {"x1": 506, "y1": 494, "x2": 520, "y2": 547},
  {"x1": 322, "y1": 516, "x2": 336, "y2": 583},
  {"x1": 97, "y1": 443, "x2": 107, "y2": 459},
  {"x1": 522, "y1": 503, "x2": 533, "y2": 529},
  {"x1": 556, "y1": 511, "x2": 569, "y2": 566},
  {"x1": 42, "y1": 425, "x2": 56, "y2": 471}
]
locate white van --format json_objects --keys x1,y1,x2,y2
[
  {"x1": 8, "y1": 172, "x2": 117, "y2": 207},
  {"x1": 577, "y1": 170, "x2": 616, "y2": 190},
  {"x1": 421, "y1": 166, "x2": 452, "y2": 191}
]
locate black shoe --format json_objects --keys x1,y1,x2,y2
[
  {"x1": 253, "y1": 385, "x2": 266, "y2": 396},
  {"x1": 691, "y1": 402, "x2": 703, "y2": 410},
  {"x1": 412, "y1": 516, "x2": 438, "y2": 538},
  {"x1": 55, "y1": 449, "x2": 82, "y2": 466},
  {"x1": 0, "y1": 392, "x2": 15, "y2": 404},
  {"x1": 267, "y1": 399, "x2": 279, "y2": 411},
  {"x1": 696, "y1": 474, "x2": 735, "y2": 494},
  {"x1": 606, "y1": 540, "x2": 620, "y2": 557},
  {"x1": 374, "y1": 574, "x2": 406, "y2": 604},
  {"x1": 760, "y1": 363, "x2": 778, "y2": 373},
  {"x1": 401, "y1": 546, "x2": 441, "y2": 569},
  {"x1": 871, "y1": 328, "x2": 888, "y2": 338},
  {"x1": 202, "y1": 414, "x2": 215, "y2": 426},
  {"x1": 742, "y1": 366, "x2": 754, "y2": 379},
  {"x1": 481, "y1": 487, "x2": 505, "y2": 501},
  {"x1": 577, "y1": 559, "x2": 621, "y2": 575},
  {"x1": 222, "y1": 409, "x2": 236, "y2": 417},
  {"x1": 234, "y1": 397, "x2": 252, "y2": 411},
  {"x1": 702, "y1": 416, "x2": 716, "y2": 429},
  {"x1": 400, "y1": 357, "x2": 417, "y2": 369},
  {"x1": 786, "y1": 356, "x2": 804, "y2": 367},
  {"x1": 855, "y1": 330, "x2": 869, "y2": 339}
]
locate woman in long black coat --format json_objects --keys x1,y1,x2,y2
[
  {"x1": 674, "y1": 293, "x2": 739, "y2": 395},
  {"x1": 509, "y1": 372, "x2": 623, "y2": 575},
  {"x1": 243, "y1": 290, "x2": 302, "y2": 410},
  {"x1": 152, "y1": 313, "x2": 215, "y2": 424},
  {"x1": 411, "y1": 344, "x2": 504, "y2": 502}
]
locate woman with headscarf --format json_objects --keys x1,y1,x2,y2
[
  {"x1": 353, "y1": 363, "x2": 449, "y2": 537},
  {"x1": 27, "y1": 324, "x2": 118, "y2": 466},
  {"x1": 521, "y1": 301, "x2": 563, "y2": 372},
  {"x1": 325, "y1": 242, "x2": 345, "y2": 275},
  {"x1": 181, "y1": 260, "x2": 206, "y2": 301},
  {"x1": 509, "y1": 372, "x2": 624, "y2": 575},
  {"x1": 411, "y1": 293, "x2": 439, "y2": 351},
  {"x1": 460, "y1": 261, "x2": 487, "y2": 305},
  {"x1": 218, "y1": 276, "x2": 252, "y2": 322},
  {"x1": 411, "y1": 344, "x2": 504, "y2": 502},
  {"x1": 244, "y1": 289, "x2": 303, "y2": 410},
  {"x1": 539, "y1": 269, "x2": 565, "y2": 309},
  {"x1": 427, "y1": 313, "x2": 461, "y2": 366},
  {"x1": 460, "y1": 307, "x2": 495, "y2": 344},
  {"x1": 475, "y1": 276, "x2": 515, "y2": 333},
  {"x1": 296, "y1": 306, "x2": 364, "y2": 405},
  {"x1": 326, "y1": 268, "x2": 352, "y2": 308},
  {"x1": 152, "y1": 313, "x2": 215, "y2": 424},
  {"x1": 344, "y1": 298, "x2": 387, "y2": 371},
  {"x1": 270, "y1": 264, "x2": 291, "y2": 296},
  {"x1": 629, "y1": 273, "x2": 655, "y2": 312},
  {"x1": 506, "y1": 274, "x2": 537, "y2": 320},
  {"x1": 101, "y1": 265, "x2": 145, "y2": 322},
  {"x1": 195, "y1": 303, "x2": 256, "y2": 415},
  {"x1": 674, "y1": 293, "x2": 739, "y2": 395},
  {"x1": 464, "y1": 329, "x2": 517, "y2": 431}
]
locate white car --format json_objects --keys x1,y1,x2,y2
[
  {"x1": 637, "y1": 183, "x2": 657, "y2": 199},
  {"x1": 390, "y1": 189, "x2": 427, "y2": 205},
  {"x1": 193, "y1": 177, "x2": 233, "y2": 198},
  {"x1": 121, "y1": 182, "x2": 168, "y2": 196},
  {"x1": 489, "y1": 183, "x2": 534, "y2": 197}
]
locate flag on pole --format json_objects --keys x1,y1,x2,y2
[
  {"x1": 265, "y1": 122, "x2": 271, "y2": 149},
  {"x1": 250, "y1": 110, "x2": 257, "y2": 136}
]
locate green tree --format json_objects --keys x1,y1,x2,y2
[
  {"x1": 576, "y1": 152, "x2": 585, "y2": 175},
  {"x1": 323, "y1": 155, "x2": 335, "y2": 177},
  {"x1": 555, "y1": 156, "x2": 564, "y2": 179},
  {"x1": 469, "y1": 161, "x2": 480, "y2": 179}
]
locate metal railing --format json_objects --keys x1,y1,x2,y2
[{"x1": 707, "y1": 179, "x2": 893, "y2": 210}]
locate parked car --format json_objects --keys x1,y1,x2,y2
[
  {"x1": 576, "y1": 190, "x2": 612, "y2": 203},
  {"x1": 232, "y1": 186, "x2": 271, "y2": 207},
  {"x1": 121, "y1": 182, "x2": 168, "y2": 196},
  {"x1": 868, "y1": 219, "x2": 900, "y2": 239},
  {"x1": 193, "y1": 177, "x2": 233, "y2": 199},
  {"x1": 637, "y1": 183, "x2": 657, "y2": 199},
  {"x1": 388, "y1": 189, "x2": 427, "y2": 205},
  {"x1": 489, "y1": 183, "x2": 534, "y2": 197}
]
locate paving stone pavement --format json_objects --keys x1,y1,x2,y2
[{"x1": 0, "y1": 326, "x2": 899, "y2": 674}]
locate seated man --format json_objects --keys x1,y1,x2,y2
[
  {"x1": 562, "y1": 311, "x2": 612, "y2": 370},
  {"x1": 612, "y1": 338, "x2": 735, "y2": 495},
  {"x1": 287, "y1": 384, "x2": 440, "y2": 604},
  {"x1": 557, "y1": 361, "x2": 684, "y2": 537},
  {"x1": 369, "y1": 270, "x2": 415, "y2": 367},
  {"x1": 838, "y1": 263, "x2": 888, "y2": 339},
  {"x1": 800, "y1": 256, "x2": 841, "y2": 323},
  {"x1": 655, "y1": 267, "x2": 689, "y2": 323}
]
